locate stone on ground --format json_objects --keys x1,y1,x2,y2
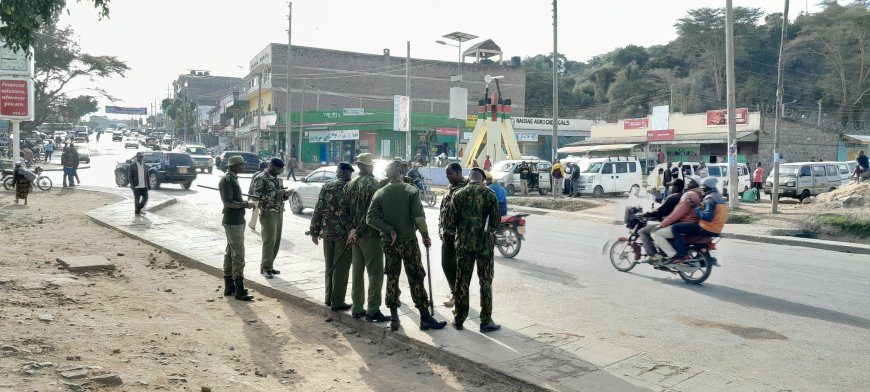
[{"x1": 57, "y1": 256, "x2": 116, "y2": 273}]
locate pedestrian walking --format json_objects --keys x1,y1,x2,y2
[
  {"x1": 310, "y1": 162, "x2": 355, "y2": 311},
  {"x1": 251, "y1": 158, "x2": 288, "y2": 279},
  {"x1": 127, "y1": 152, "x2": 150, "y2": 215},
  {"x1": 752, "y1": 162, "x2": 765, "y2": 201},
  {"x1": 285, "y1": 155, "x2": 298, "y2": 181},
  {"x1": 60, "y1": 146, "x2": 75, "y2": 187},
  {"x1": 438, "y1": 163, "x2": 467, "y2": 308},
  {"x1": 71, "y1": 143, "x2": 81, "y2": 185},
  {"x1": 551, "y1": 160, "x2": 565, "y2": 199},
  {"x1": 518, "y1": 161, "x2": 530, "y2": 196},
  {"x1": 44, "y1": 140, "x2": 54, "y2": 162},
  {"x1": 483, "y1": 155, "x2": 492, "y2": 171},
  {"x1": 247, "y1": 161, "x2": 269, "y2": 230},
  {"x1": 366, "y1": 160, "x2": 447, "y2": 332},
  {"x1": 219, "y1": 156, "x2": 255, "y2": 301},
  {"x1": 448, "y1": 167, "x2": 502, "y2": 333},
  {"x1": 13, "y1": 164, "x2": 33, "y2": 205},
  {"x1": 343, "y1": 153, "x2": 391, "y2": 322}
]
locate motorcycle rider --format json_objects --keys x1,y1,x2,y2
[
  {"x1": 637, "y1": 178, "x2": 684, "y2": 264},
  {"x1": 668, "y1": 177, "x2": 728, "y2": 264},
  {"x1": 651, "y1": 176, "x2": 704, "y2": 260},
  {"x1": 485, "y1": 172, "x2": 508, "y2": 216},
  {"x1": 408, "y1": 162, "x2": 425, "y2": 190}
]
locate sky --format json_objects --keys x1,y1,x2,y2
[{"x1": 56, "y1": 0, "x2": 822, "y2": 119}]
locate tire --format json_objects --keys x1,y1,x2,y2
[
  {"x1": 496, "y1": 226, "x2": 522, "y2": 258},
  {"x1": 181, "y1": 181, "x2": 192, "y2": 190},
  {"x1": 36, "y1": 176, "x2": 52, "y2": 191},
  {"x1": 677, "y1": 249, "x2": 714, "y2": 284},
  {"x1": 630, "y1": 184, "x2": 640, "y2": 197},
  {"x1": 289, "y1": 193, "x2": 304, "y2": 214},
  {"x1": 505, "y1": 184, "x2": 516, "y2": 196},
  {"x1": 148, "y1": 173, "x2": 160, "y2": 190},
  {"x1": 3, "y1": 176, "x2": 12, "y2": 191},
  {"x1": 426, "y1": 193, "x2": 437, "y2": 207},
  {"x1": 207, "y1": 167, "x2": 213, "y2": 174},
  {"x1": 593, "y1": 186, "x2": 604, "y2": 198},
  {"x1": 609, "y1": 239, "x2": 637, "y2": 272},
  {"x1": 538, "y1": 187, "x2": 548, "y2": 196},
  {"x1": 798, "y1": 189, "x2": 810, "y2": 201},
  {"x1": 115, "y1": 171, "x2": 128, "y2": 187}
]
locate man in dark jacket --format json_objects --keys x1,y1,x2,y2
[
  {"x1": 638, "y1": 178, "x2": 684, "y2": 263},
  {"x1": 662, "y1": 163, "x2": 673, "y2": 198},
  {"x1": 127, "y1": 152, "x2": 150, "y2": 216}
]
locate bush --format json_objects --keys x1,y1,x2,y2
[
  {"x1": 815, "y1": 214, "x2": 870, "y2": 239},
  {"x1": 727, "y1": 213, "x2": 757, "y2": 224}
]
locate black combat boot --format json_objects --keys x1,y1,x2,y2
[
  {"x1": 223, "y1": 276, "x2": 235, "y2": 296},
  {"x1": 419, "y1": 308, "x2": 447, "y2": 331},
  {"x1": 233, "y1": 277, "x2": 254, "y2": 301},
  {"x1": 389, "y1": 307, "x2": 400, "y2": 331}
]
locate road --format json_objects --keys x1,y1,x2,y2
[{"x1": 49, "y1": 137, "x2": 870, "y2": 391}]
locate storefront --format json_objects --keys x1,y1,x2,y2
[
  {"x1": 840, "y1": 134, "x2": 870, "y2": 161},
  {"x1": 510, "y1": 117, "x2": 593, "y2": 161}
]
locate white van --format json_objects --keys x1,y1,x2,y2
[
  {"x1": 835, "y1": 162, "x2": 852, "y2": 185},
  {"x1": 764, "y1": 162, "x2": 841, "y2": 201},
  {"x1": 577, "y1": 156, "x2": 643, "y2": 197},
  {"x1": 706, "y1": 163, "x2": 751, "y2": 197}
]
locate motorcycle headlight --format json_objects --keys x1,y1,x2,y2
[{"x1": 786, "y1": 181, "x2": 795, "y2": 187}]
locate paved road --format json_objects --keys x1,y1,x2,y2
[{"x1": 56, "y1": 138, "x2": 870, "y2": 390}]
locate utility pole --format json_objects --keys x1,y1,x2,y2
[
  {"x1": 286, "y1": 1, "x2": 294, "y2": 166},
  {"x1": 406, "y1": 41, "x2": 412, "y2": 161},
  {"x1": 298, "y1": 81, "x2": 305, "y2": 166},
  {"x1": 551, "y1": 0, "x2": 559, "y2": 162},
  {"x1": 670, "y1": 83, "x2": 675, "y2": 113},
  {"x1": 817, "y1": 99, "x2": 822, "y2": 125},
  {"x1": 725, "y1": 0, "x2": 739, "y2": 209},
  {"x1": 772, "y1": 0, "x2": 790, "y2": 214}
]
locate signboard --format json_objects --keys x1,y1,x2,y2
[
  {"x1": 646, "y1": 129, "x2": 675, "y2": 142},
  {"x1": 309, "y1": 131, "x2": 330, "y2": 143},
  {"x1": 436, "y1": 128, "x2": 459, "y2": 136},
  {"x1": 515, "y1": 132, "x2": 538, "y2": 142},
  {"x1": 463, "y1": 132, "x2": 473, "y2": 140},
  {"x1": 511, "y1": 117, "x2": 586, "y2": 131},
  {"x1": 651, "y1": 105, "x2": 669, "y2": 131},
  {"x1": 706, "y1": 108, "x2": 748, "y2": 126},
  {"x1": 249, "y1": 47, "x2": 271, "y2": 70},
  {"x1": 106, "y1": 106, "x2": 148, "y2": 115},
  {"x1": 466, "y1": 114, "x2": 477, "y2": 128},
  {"x1": 0, "y1": 44, "x2": 33, "y2": 76},
  {"x1": 393, "y1": 95, "x2": 410, "y2": 132},
  {"x1": 308, "y1": 129, "x2": 359, "y2": 143},
  {"x1": 342, "y1": 108, "x2": 365, "y2": 116},
  {"x1": 0, "y1": 77, "x2": 34, "y2": 120},
  {"x1": 624, "y1": 118, "x2": 648, "y2": 130},
  {"x1": 666, "y1": 146, "x2": 700, "y2": 162},
  {"x1": 449, "y1": 87, "x2": 468, "y2": 120}
]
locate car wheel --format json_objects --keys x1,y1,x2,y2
[
  {"x1": 798, "y1": 189, "x2": 810, "y2": 201},
  {"x1": 149, "y1": 173, "x2": 160, "y2": 190},
  {"x1": 290, "y1": 193, "x2": 304, "y2": 214},
  {"x1": 505, "y1": 184, "x2": 516, "y2": 196},
  {"x1": 593, "y1": 186, "x2": 604, "y2": 197},
  {"x1": 207, "y1": 167, "x2": 213, "y2": 174},
  {"x1": 629, "y1": 184, "x2": 640, "y2": 197},
  {"x1": 538, "y1": 187, "x2": 548, "y2": 196},
  {"x1": 181, "y1": 181, "x2": 192, "y2": 190},
  {"x1": 115, "y1": 171, "x2": 129, "y2": 187}
]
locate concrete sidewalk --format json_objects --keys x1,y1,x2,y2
[{"x1": 84, "y1": 192, "x2": 708, "y2": 391}]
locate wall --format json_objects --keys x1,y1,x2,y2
[
  {"x1": 591, "y1": 111, "x2": 761, "y2": 138},
  {"x1": 756, "y1": 116, "x2": 841, "y2": 169}
]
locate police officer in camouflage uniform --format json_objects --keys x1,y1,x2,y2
[
  {"x1": 343, "y1": 153, "x2": 391, "y2": 322},
  {"x1": 449, "y1": 167, "x2": 502, "y2": 332},
  {"x1": 366, "y1": 160, "x2": 447, "y2": 332},
  {"x1": 219, "y1": 156, "x2": 255, "y2": 301},
  {"x1": 252, "y1": 158, "x2": 288, "y2": 279},
  {"x1": 309, "y1": 162, "x2": 354, "y2": 311},
  {"x1": 438, "y1": 162, "x2": 467, "y2": 308}
]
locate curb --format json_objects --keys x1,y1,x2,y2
[
  {"x1": 724, "y1": 232, "x2": 870, "y2": 255},
  {"x1": 41, "y1": 164, "x2": 91, "y2": 172},
  {"x1": 86, "y1": 197, "x2": 549, "y2": 391}
]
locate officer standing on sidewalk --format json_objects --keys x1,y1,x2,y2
[
  {"x1": 438, "y1": 163, "x2": 467, "y2": 308},
  {"x1": 309, "y1": 162, "x2": 354, "y2": 311},
  {"x1": 220, "y1": 156, "x2": 254, "y2": 301},
  {"x1": 252, "y1": 158, "x2": 288, "y2": 279},
  {"x1": 449, "y1": 167, "x2": 502, "y2": 332},
  {"x1": 343, "y1": 153, "x2": 391, "y2": 322},
  {"x1": 248, "y1": 161, "x2": 269, "y2": 231},
  {"x1": 366, "y1": 160, "x2": 447, "y2": 332}
]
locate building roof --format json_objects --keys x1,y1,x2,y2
[
  {"x1": 844, "y1": 134, "x2": 870, "y2": 144},
  {"x1": 463, "y1": 39, "x2": 502, "y2": 59},
  {"x1": 564, "y1": 131, "x2": 758, "y2": 147}
]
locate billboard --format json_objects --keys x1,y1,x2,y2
[
  {"x1": 651, "y1": 105, "x2": 669, "y2": 131},
  {"x1": 646, "y1": 129, "x2": 675, "y2": 142},
  {"x1": 624, "y1": 118, "x2": 648, "y2": 130},
  {"x1": 106, "y1": 106, "x2": 148, "y2": 115},
  {"x1": 0, "y1": 77, "x2": 34, "y2": 120},
  {"x1": 393, "y1": 95, "x2": 410, "y2": 132},
  {"x1": 449, "y1": 87, "x2": 468, "y2": 120},
  {"x1": 706, "y1": 108, "x2": 748, "y2": 126}
]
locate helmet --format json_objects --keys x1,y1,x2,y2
[
  {"x1": 702, "y1": 177, "x2": 718, "y2": 190},
  {"x1": 687, "y1": 176, "x2": 702, "y2": 189}
]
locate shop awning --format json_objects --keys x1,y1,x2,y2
[
  {"x1": 562, "y1": 131, "x2": 758, "y2": 148},
  {"x1": 843, "y1": 134, "x2": 870, "y2": 144},
  {"x1": 558, "y1": 143, "x2": 638, "y2": 154}
]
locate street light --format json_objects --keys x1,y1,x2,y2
[{"x1": 438, "y1": 31, "x2": 477, "y2": 158}]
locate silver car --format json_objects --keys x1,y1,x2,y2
[{"x1": 288, "y1": 166, "x2": 386, "y2": 214}]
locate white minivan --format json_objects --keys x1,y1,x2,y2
[
  {"x1": 706, "y1": 163, "x2": 751, "y2": 197},
  {"x1": 577, "y1": 156, "x2": 643, "y2": 197}
]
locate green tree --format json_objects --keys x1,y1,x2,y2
[
  {"x1": 58, "y1": 95, "x2": 97, "y2": 123},
  {"x1": 0, "y1": 0, "x2": 110, "y2": 53}
]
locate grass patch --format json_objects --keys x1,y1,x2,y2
[
  {"x1": 728, "y1": 213, "x2": 758, "y2": 224},
  {"x1": 508, "y1": 197, "x2": 597, "y2": 212},
  {"x1": 814, "y1": 214, "x2": 870, "y2": 239}
]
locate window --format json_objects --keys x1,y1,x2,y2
[
  {"x1": 322, "y1": 171, "x2": 337, "y2": 182},
  {"x1": 839, "y1": 164, "x2": 850, "y2": 175},
  {"x1": 615, "y1": 162, "x2": 628, "y2": 173},
  {"x1": 628, "y1": 162, "x2": 637, "y2": 173},
  {"x1": 601, "y1": 163, "x2": 614, "y2": 174},
  {"x1": 143, "y1": 153, "x2": 161, "y2": 164},
  {"x1": 584, "y1": 163, "x2": 602, "y2": 173},
  {"x1": 812, "y1": 166, "x2": 826, "y2": 177},
  {"x1": 306, "y1": 172, "x2": 324, "y2": 183},
  {"x1": 799, "y1": 166, "x2": 812, "y2": 177},
  {"x1": 167, "y1": 153, "x2": 193, "y2": 166},
  {"x1": 825, "y1": 165, "x2": 838, "y2": 176},
  {"x1": 708, "y1": 166, "x2": 722, "y2": 177}
]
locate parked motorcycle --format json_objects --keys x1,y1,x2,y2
[
  {"x1": 3, "y1": 166, "x2": 52, "y2": 192},
  {"x1": 495, "y1": 213, "x2": 529, "y2": 258},
  {"x1": 608, "y1": 207, "x2": 719, "y2": 284}
]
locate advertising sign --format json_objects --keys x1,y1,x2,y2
[
  {"x1": 666, "y1": 146, "x2": 701, "y2": 162},
  {"x1": 511, "y1": 117, "x2": 584, "y2": 131},
  {"x1": 646, "y1": 129, "x2": 675, "y2": 142},
  {"x1": 449, "y1": 87, "x2": 468, "y2": 120},
  {"x1": 624, "y1": 118, "x2": 648, "y2": 130},
  {"x1": 308, "y1": 130, "x2": 359, "y2": 142},
  {"x1": 106, "y1": 106, "x2": 148, "y2": 115},
  {"x1": 0, "y1": 77, "x2": 34, "y2": 120},
  {"x1": 466, "y1": 114, "x2": 477, "y2": 128},
  {"x1": 342, "y1": 108, "x2": 365, "y2": 116},
  {"x1": 706, "y1": 108, "x2": 748, "y2": 126},
  {"x1": 393, "y1": 95, "x2": 410, "y2": 132},
  {"x1": 309, "y1": 131, "x2": 330, "y2": 143},
  {"x1": 436, "y1": 128, "x2": 459, "y2": 136},
  {"x1": 463, "y1": 132, "x2": 473, "y2": 140},
  {"x1": 515, "y1": 132, "x2": 538, "y2": 142},
  {"x1": 651, "y1": 105, "x2": 669, "y2": 131}
]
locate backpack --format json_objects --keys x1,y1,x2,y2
[{"x1": 552, "y1": 166, "x2": 563, "y2": 179}]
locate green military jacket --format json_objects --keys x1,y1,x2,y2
[
  {"x1": 378, "y1": 175, "x2": 413, "y2": 188},
  {"x1": 367, "y1": 180, "x2": 426, "y2": 242},
  {"x1": 309, "y1": 177, "x2": 351, "y2": 242},
  {"x1": 219, "y1": 171, "x2": 246, "y2": 225},
  {"x1": 449, "y1": 182, "x2": 500, "y2": 253},
  {"x1": 438, "y1": 178, "x2": 468, "y2": 240},
  {"x1": 252, "y1": 171, "x2": 285, "y2": 213},
  {"x1": 342, "y1": 173, "x2": 381, "y2": 239}
]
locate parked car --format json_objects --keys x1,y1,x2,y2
[
  {"x1": 76, "y1": 146, "x2": 91, "y2": 164},
  {"x1": 764, "y1": 162, "x2": 841, "y2": 201},
  {"x1": 706, "y1": 163, "x2": 751, "y2": 198},
  {"x1": 178, "y1": 144, "x2": 214, "y2": 173},
  {"x1": 490, "y1": 159, "x2": 552, "y2": 196},
  {"x1": 111, "y1": 131, "x2": 123, "y2": 142},
  {"x1": 114, "y1": 151, "x2": 197, "y2": 190},
  {"x1": 216, "y1": 151, "x2": 262, "y2": 173},
  {"x1": 75, "y1": 131, "x2": 89, "y2": 143},
  {"x1": 124, "y1": 137, "x2": 139, "y2": 149},
  {"x1": 578, "y1": 156, "x2": 643, "y2": 197},
  {"x1": 288, "y1": 166, "x2": 385, "y2": 214},
  {"x1": 53, "y1": 131, "x2": 68, "y2": 141},
  {"x1": 835, "y1": 162, "x2": 852, "y2": 185},
  {"x1": 73, "y1": 136, "x2": 87, "y2": 145}
]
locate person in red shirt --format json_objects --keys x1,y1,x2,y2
[
  {"x1": 752, "y1": 162, "x2": 765, "y2": 201},
  {"x1": 483, "y1": 155, "x2": 492, "y2": 171}
]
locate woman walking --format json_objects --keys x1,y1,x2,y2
[{"x1": 14, "y1": 164, "x2": 33, "y2": 205}]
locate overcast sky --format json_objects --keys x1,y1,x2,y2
[{"x1": 57, "y1": 0, "x2": 820, "y2": 119}]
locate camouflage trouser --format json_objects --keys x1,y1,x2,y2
[
  {"x1": 454, "y1": 250, "x2": 494, "y2": 325},
  {"x1": 384, "y1": 239, "x2": 429, "y2": 310}
]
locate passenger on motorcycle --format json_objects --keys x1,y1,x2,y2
[
  {"x1": 408, "y1": 162, "x2": 425, "y2": 190},
  {"x1": 485, "y1": 172, "x2": 508, "y2": 216},
  {"x1": 652, "y1": 176, "x2": 704, "y2": 260},
  {"x1": 667, "y1": 177, "x2": 728, "y2": 264},
  {"x1": 637, "y1": 178, "x2": 684, "y2": 263}
]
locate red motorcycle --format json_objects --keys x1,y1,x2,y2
[{"x1": 495, "y1": 213, "x2": 529, "y2": 258}]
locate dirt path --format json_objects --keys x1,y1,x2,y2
[{"x1": 0, "y1": 190, "x2": 536, "y2": 391}]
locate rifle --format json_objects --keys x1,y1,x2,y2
[{"x1": 197, "y1": 184, "x2": 261, "y2": 199}]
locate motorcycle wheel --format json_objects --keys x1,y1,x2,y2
[
  {"x1": 496, "y1": 226, "x2": 522, "y2": 258},
  {"x1": 426, "y1": 193, "x2": 437, "y2": 207},
  {"x1": 677, "y1": 249, "x2": 713, "y2": 284},
  {"x1": 609, "y1": 239, "x2": 637, "y2": 272},
  {"x1": 37, "y1": 176, "x2": 52, "y2": 191},
  {"x1": 3, "y1": 176, "x2": 12, "y2": 191}
]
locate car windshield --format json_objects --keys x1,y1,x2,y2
[
  {"x1": 186, "y1": 147, "x2": 208, "y2": 155},
  {"x1": 780, "y1": 166, "x2": 798, "y2": 176},
  {"x1": 707, "y1": 166, "x2": 722, "y2": 177},
  {"x1": 166, "y1": 153, "x2": 193, "y2": 166},
  {"x1": 491, "y1": 162, "x2": 515, "y2": 172},
  {"x1": 242, "y1": 154, "x2": 260, "y2": 164},
  {"x1": 584, "y1": 163, "x2": 602, "y2": 173}
]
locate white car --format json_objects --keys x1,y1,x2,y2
[
  {"x1": 124, "y1": 137, "x2": 139, "y2": 149},
  {"x1": 288, "y1": 166, "x2": 385, "y2": 214},
  {"x1": 706, "y1": 163, "x2": 751, "y2": 198}
]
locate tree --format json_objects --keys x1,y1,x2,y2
[
  {"x1": 162, "y1": 90, "x2": 196, "y2": 139},
  {"x1": 28, "y1": 22, "x2": 129, "y2": 130},
  {"x1": 58, "y1": 95, "x2": 98, "y2": 123},
  {"x1": 0, "y1": 0, "x2": 110, "y2": 54}
]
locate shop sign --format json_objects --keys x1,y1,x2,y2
[
  {"x1": 463, "y1": 132, "x2": 473, "y2": 140},
  {"x1": 666, "y1": 146, "x2": 700, "y2": 162},
  {"x1": 343, "y1": 108, "x2": 365, "y2": 116},
  {"x1": 466, "y1": 114, "x2": 477, "y2": 128},
  {"x1": 706, "y1": 108, "x2": 748, "y2": 126},
  {"x1": 393, "y1": 95, "x2": 410, "y2": 132},
  {"x1": 646, "y1": 129, "x2": 674, "y2": 141},
  {"x1": 308, "y1": 129, "x2": 359, "y2": 143},
  {"x1": 624, "y1": 118, "x2": 648, "y2": 129},
  {"x1": 515, "y1": 132, "x2": 538, "y2": 142},
  {"x1": 436, "y1": 127, "x2": 459, "y2": 136},
  {"x1": 511, "y1": 117, "x2": 584, "y2": 131},
  {"x1": 309, "y1": 130, "x2": 330, "y2": 143}
]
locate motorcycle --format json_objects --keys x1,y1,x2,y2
[
  {"x1": 495, "y1": 213, "x2": 529, "y2": 258},
  {"x1": 418, "y1": 177, "x2": 437, "y2": 207},
  {"x1": 608, "y1": 206, "x2": 720, "y2": 284},
  {"x1": 3, "y1": 166, "x2": 52, "y2": 192}
]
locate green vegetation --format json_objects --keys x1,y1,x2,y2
[
  {"x1": 508, "y1": 197, "x2": 597, "y2": 212},
  {"x1": 727, "y1": 213, "x2": 757, "y2": 224},
  {"x1": 815, "y1": 214, "x2": 870, "y2": 239},
  {"x1": 0, "y1": 0, "x2": 110, "y2": 54}
]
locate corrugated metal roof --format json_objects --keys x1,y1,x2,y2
[
  {"x1": 564, "y1": 131, "x2": 757, "y2": 147},
  {"x1": 844, "y1": 134, "x2": 870, "y2": 143}
]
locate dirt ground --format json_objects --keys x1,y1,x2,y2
[{"x1": 0, "y1": 189, "x2": 536, "y2": 391}]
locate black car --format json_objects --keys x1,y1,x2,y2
[
  {"x1": 114, "y1": 151, "x2": 197, "y2": 189},
  {"x1": 111, "y1": 131, "x2": 123, "y2": 142},
  {"x1": 217, "y1": 151, "x2": 262, "y2": 173}
]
